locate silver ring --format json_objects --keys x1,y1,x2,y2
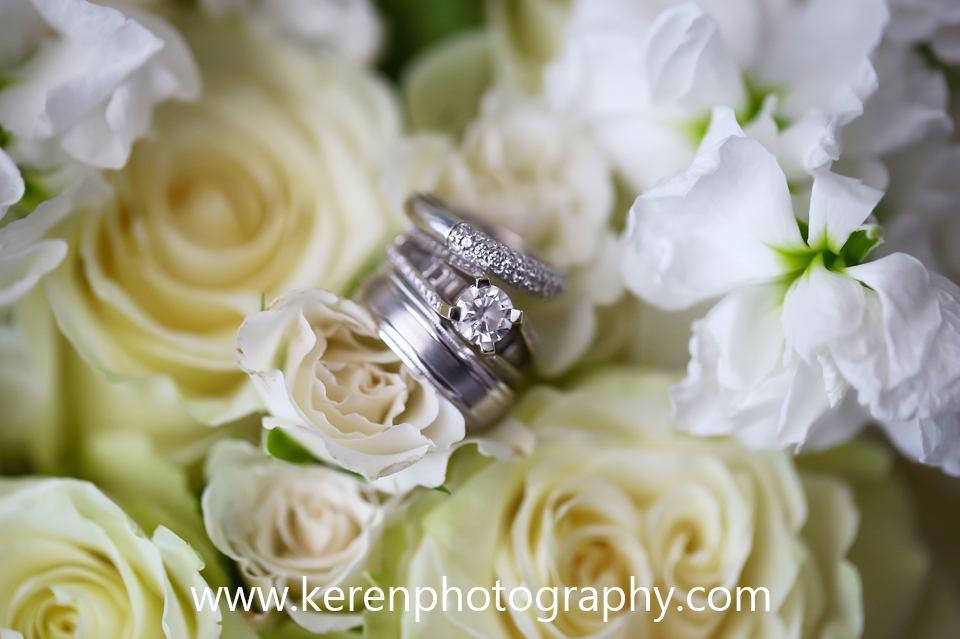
[
  {"x1": 355, "y1": 267, "x2": 515, "y2": 430},
  {"x1": 387, "y1": 234, "x2": 538, "y2": 359},
  {"x1": 405, "y1": 193, "x2": 566, "y2": 299}
]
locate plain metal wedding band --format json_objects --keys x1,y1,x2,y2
[
  {"x1": 404, "y1": 193, "x2": 566, "y2": 299},
  {"x1": 355, "y1": 267, "x2": 515, "y2": 430},
  {"x1": 386, "y1": 233, "x2": 535, "y2": 375}
]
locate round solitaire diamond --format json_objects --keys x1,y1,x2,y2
[{"x1": 453, "y1": 285, "x2": 515, "y2": 347}]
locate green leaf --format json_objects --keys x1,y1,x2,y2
[
  {"x1": 432, "y1": 484, "x2": 450, "y2": 494},
  {"x1": 839, "y1": 228, "x2": 882, "y2": 266},
  {"x1": 260, "y1": 292, "x2": 266, "y2": 312},
  {"x1": 265, "y1": 428, "x2": 315, "y2": 464}
]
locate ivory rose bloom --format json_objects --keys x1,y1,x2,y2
[
  {"x1": 402, "y1": 370, "x2": 861, "y2": 639},
  {"x1": 202, "y1": 439, "x2": 385, "y2": 633},
  {"x1": 44, "y1": 25, "x2": 400, "y2": 424},
  {"x1": 0, "y1": 477, "x2": 220, "y2": 639},
  {"x1": 235, "y1": 288, "x2": 465, "y2": 483}
]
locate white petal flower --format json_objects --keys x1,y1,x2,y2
[
  {"x1": 544, "y1": 0, "x2": 889, "y2": 190},
  {"x1": 842, "y1": 42, "x2": 952, "y2": 163},
  {"x1": 837, "y1": 254, "x2": 960, "y2": 423},
  {"x1": 0, "y1": 148, "x2": 24, "y2": 220},
  {"x1": 887, "y1": 0, "x2": 960, "y2": 62},
  {"x1": 623, "y1": 121, "x2": 960, "y2": 472},
  {"x1": 0, "y1": 175, "x2": 106, "y2": 307},
  {"x1": 200, "y1": 0, "x2": 382, "y2": 63},
  {"x1": 620, "y1": 112, "x2": 805, "y2": 310},
  {"x1": 0, "y1": 0, "x2": 200, "y2": 169}
]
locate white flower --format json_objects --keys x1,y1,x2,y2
[
  {"x1": 202, "y1": 439, "x2": 384, "y2": 633},
  {"x1": 0, "y1": 477, "x2": 220, "y2": 639},
  {"x1": 42, "y1": 27, "x2": 401, "y2": 425},
  {"x1": 200, "y1": 0, "x2": 382, "y2": 63},
  {"x1": 841, "y1": 41, "x2": 952, "y2": 172},
  {"x1": 0, "y1": 0, "x2": 200, "y2": 170},
  {"x1": 0, "y1": 149, "x2": 23, "y2": 220},
  {"x1": 383, "y1": 89, "x2": 623, "y2": 374},
  {"x1": 235, "y1": 288, "x2": 465, "y2": 483},
  {"x1": 0, "y1": 175, "x2": 106, "y2": 307},
  {"x1": 543, "y1": 0, "x2": 889, "y2": 191},
  {"x1": 401, "y1": 370, "x2": 863, "y2": 639},
  {"x1": 886, "y1": 0, "x2": 960, "y2": 62},
  {"x1": 621, "y1": 110, "x2": 960, "y2": 473},
  {"x1": 839, "y1": 30, "x2": 960, "y2": 292}
]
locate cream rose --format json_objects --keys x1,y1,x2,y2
[
  {"x1": 401, "y1": 369, "x2": 863, "y2": 639},
  {"x1": 202, "y1": 439, "x2": 385, "y2": 633},
  {"x1": 235, "y1": 288, "x2": 465, "y2": 482},
  {"x1": 0, "y1": 477, "x2": 220, "y2": 639},
  {"x1": 43, "y1": 23, "x2": 401, "y2": 425}
]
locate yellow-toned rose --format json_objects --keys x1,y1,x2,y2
[
  {"x1": 44, "y1": 22, "x2": 401, "y2": 425},
  {"x1": 401, "y1": 370, "x2": 864, "y2": 639},
  {"x1": 0, "y1": 477, "x2": 222, "y2": 639}
]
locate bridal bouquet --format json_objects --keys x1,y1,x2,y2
[{"x1": 1, "y1": 0, "x2": 960, "y2": 638}]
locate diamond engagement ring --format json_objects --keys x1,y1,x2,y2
[
  {"x1": 387, "y1": 234, "x2": 527, "y2": 355},
  {"x1": 353, "y1": 193, "x2": 565, "y2": 429}
]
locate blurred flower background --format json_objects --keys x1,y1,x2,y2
[{"x1": 1, "y1": 0, "x2": 960, "y2": 638}]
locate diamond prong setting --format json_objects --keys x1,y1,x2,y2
[{"x1": 452, "y1": 284, "x2": 516, "y2": 351}]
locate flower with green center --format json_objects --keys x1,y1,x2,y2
[
  {"x1": 620, "y1": 109, "x2": 960, "y2": 474},
  {"x1": 543, "y1": 0, "x2": 889, "y2": 192}
]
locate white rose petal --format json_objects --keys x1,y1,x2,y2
[
  {"x1": 42, "y1": 27, "x2": 401, "y2": 427},
  {"x1": 0, "y1": 0, "x2": 200, "y2": 169},
  {"x1": 236, "y1": 288, "x2": 465, "y2": 484},
  {"x1": 203, "y1": 439, "x2": 385, "y2": 632},
  {"x1": 401, "y1": 370, "x2": 864, "y2": 639},
  {"x1": 0, "y1": 477, "x2": 220, "y2": 639}
]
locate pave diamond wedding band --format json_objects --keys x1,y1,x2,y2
[
  {"x1": 405, "y1": 193, "x2": 566, "y2": 299},
  {"x1": 354, "y1": 193, "x2": 566, "y2": 429}
]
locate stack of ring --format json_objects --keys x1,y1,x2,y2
[{"x1": 354, "y1": 193, "x2": 566, "y2": 429}]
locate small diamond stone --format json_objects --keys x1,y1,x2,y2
[{"x1": 452, "y1": 285, "x2": 515, "y2": 348}]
